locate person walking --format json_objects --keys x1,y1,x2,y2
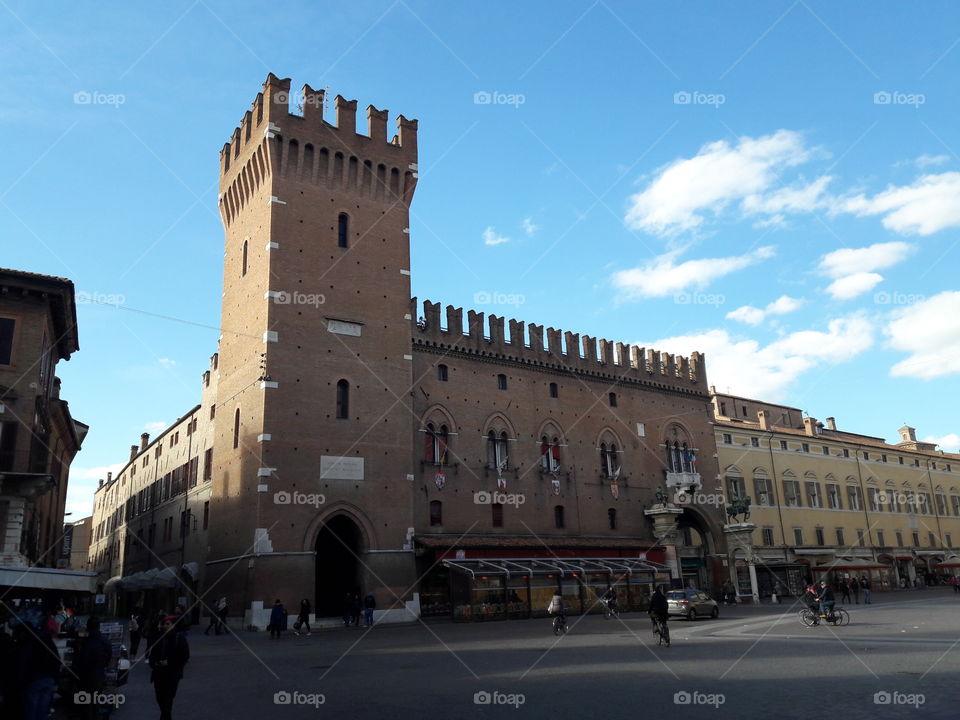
[
  {"x1": 840, "y1": 578, "x2": 852, "y2": 603},
  {"x1": 74, "y1": 616, "x2": 112, "y2": 720},
  {"x1": 295, "y1": 599, "x2": 311, "y2": 637},
  {"x1": 342, "y1": 592, "x2": 353, "y2": 627},
  {"x1": 129, "y1": 607, "x2": 143, "y2": 658},
  {"x1": 351, "y1": 593, "x2": 362, "y2": 627},
  {"x1": 860, "y1": 576, "x2": 872, "y2": 604},
  {"x1": 851, "y1": 577, "x2": 860, "y2": 604},
  {"x1": 18, "y1": 615, "x2": 61, "y2": 720},
  {"x1": 269, "y1": 599, "x2": 287, "y2": 639},
  {"x1": 149, "y1": 615, "x2": 190, "y2": 720},
  {"x1": 722, "y1": 580, "x2": 735, "y2": 606},
  {"x1": 205, "y1": 598, "x2": 227, "y2": 636},
  {"x1": 951, "y1": 575, "x2": 959, "y2": 594},
  {"x1": 364, "y1": 592, "x2": 376, "y2": 627}
]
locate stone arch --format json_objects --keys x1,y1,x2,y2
[
  {"x1": 482, "y1": 411, "x2": 517, "y2": 439},
  {"x1": 535, "y1": 418, "x2": 566, "y2": 445},
  {"x1": 419, "y1": 403, "x2": 458, "y2": 433}
]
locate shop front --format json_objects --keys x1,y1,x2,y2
[
  {"x1": 438, "y1": 557, "x2": 671, "y2": 622},
  {"x1": 811, "y1": 557, "x2": 888, "y2": 590}
]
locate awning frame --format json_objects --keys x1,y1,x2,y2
[{"x1": 442, "y1": 556, "x2": 669, "y2": 580}]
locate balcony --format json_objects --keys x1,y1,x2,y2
[{"x1": 665, "y1": 471, "x2": 701, "y2": 492}]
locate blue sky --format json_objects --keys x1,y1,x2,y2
[{"x1": 2, "y1": 1, "x2": 959, "y2": 518}]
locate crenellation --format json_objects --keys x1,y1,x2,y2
[
  {"x1": 509, "y1": 319, "x2": 525, "y2": 349},
  {"x1": 241, "y1": 110, "x2": 252, "y2": 143},
  {"x1": 367, "y1": 105, "x2": 388, "y2": 143},
  {"x1": 528, "y1": 323, "x2": 543, "y2": 352},
  {"x1": 564, "y1": 331, "x2": 580, "y2": 360},
  {"x1": 488, "y1": 315, "x2": 505, "y2": 346},
  {"x1": 423, "y1": 299, "x2": 441, "y2": 335},
  {"x1": 599, "y1": 339, "x2": 614, "y2": 366},
  {"x1": 446, "y1": 305, "x2": 463, "y2": 336},
  {"x1": 302, "y1": 84, "x2": 324, "y2": 124},
  {"x1": 397, "y1": 115, "x2": 418, "y2": 153},
  {"x1": 616, "y1": 342, "x2": 630, "y2": 368},
  {"x1": 582, "y1": 335, "x2": 597, "y2": 363},
  {"x1": 467, "y1": 309, "x2": 485, "y2": 346},
  {"x1": 665, "y1": 353, "x2": 676, "y2": 377},
  {"x1": 647, "y1": 349, "x2": 659, "y2": 375},
  {"x1": 335, "y1": 95, "x2": 358, "y2": 134},
  {"x1": 677, "y1": 355, "x2": 689, "y2": 380},
  {"x1": 546, "y1": 328, "x2": 562, "y2": 357}
]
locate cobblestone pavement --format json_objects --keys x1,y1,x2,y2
[{"x1": 111, "y1": 588, "x2": 960, "y2": 720}]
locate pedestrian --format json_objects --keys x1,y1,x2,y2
[
  {"x1": 840, "y1": 578, "x2": 851, "y2": 603},
  {"x1": 295, "y1": 599, "x2": 311, "y2": 637},
  {"x1": 205, "y1": 598, "x2": 227, "y2": 636},
  {"x1": 74, "y1": 616, "x2": 112, "y2": 720},
  {"x1": 951, "y1": 576, "x2": 959, "y2": 594},
  {"x1": 860, "y1": 576, "x2": 872, "y2": 604},
  {"x1": 722, "y1": 580, "x2": 735, "y2": 606},
  {"x1": 269, "y1": 599, "x2": 287, "y2": 639},
  {"x1": 351, "y1": 593, "x2": 362, "y2": 627},
  {"x1": 18, "y1": 613, "x2": 62, "y2": 720},
  {"x1": 342, "y1": 592, "x2": 353, "y2": 627},
  {"x1": 149, "y1": 615, "x2": 190, "y2": 720},
  {"x1": 217, "y1": 597, "x2": 229, "y2": 635},
  {"x1": 364, "y1": 592, "x2": 376, "y2": 627},
  {"x1": 129, "y1": 607, "x2": 143, "y2": 658},
  {"x1": 773, "y1": 581, "x2": 785, "y2": 604},
  {"x1": 851, "y1": 577, "x2": 860, "y2": 604}
]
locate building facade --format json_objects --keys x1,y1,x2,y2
[
  {"x1": 88, "y1": 74, "x2": 727, "y2": 626},
  {"x1": 713, "y1": 391, "x2": 960, "y2": 597},
  {"x1": 0, "y1": 268, "x2": 88, "y2": 592}
]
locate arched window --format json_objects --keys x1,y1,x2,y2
[
  {"x1": 549, "y1": 382, "x2": 558, "y2": 398},
  {"x1": 487, "y1": 430, "x2": 508, "y2": 469},
  {"x1": 241, "y1": 240, "x2": 248, "y2": 276},
  {"x1": 600, "y1": 443, "x2": 619, "y2": 478},
  {"x1": 497, "y1": 374, "x2": 507, "y2": 390},
  {"x1": 608, "y1": 392, "x2": 617, "y2": 407},
  {"x1": 540, "y1": 436, "x2": 561, "y2": 472},
  {"x1": 424, "y1": 423, "x2": 449, "y2": 465},
  {"x1": 232, "y1": 408, "x2": 240, "y2": 449},
  {"x1": 336, "y1": 379, "x2": 349, "y2": 419},
  {"x1": 338, "y1": 213, "x2": 349, "y2": 248},
  {"x1": 437, "y1": 364, "x2": 448, "y2": 381},
  {"x1": 608, "y1": 508, "x2": 617, "y2": 529},
  {"x1": 429, "y1": 500, "x2": 442, "y2": 527}
]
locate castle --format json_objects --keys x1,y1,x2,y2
[{"x1": 84, "y1": 73, "x2": 742, "y2": 625}]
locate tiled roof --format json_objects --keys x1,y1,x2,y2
[{"x1": 0, "y1": 267, "x2": 73, "y2": 285}]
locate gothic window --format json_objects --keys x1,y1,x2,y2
[
  {"x1": 608, "y1": 392, "x2": 617, "y2": 407},
  {"x1": 487, "y1": 430, "x2": 509, "y2": 469},
  {"x1": 424, "y1": 423, "x2": 449, "y2": 465},
  {"x1": 549, "y1": 382, "x2": 558, "y2": 398},
  {"x1": 540, "y1": 436, "x2": 561, "y2": 472},
  {"x1": 600, "y1": 442, "x2": 619, "y2": 478}
]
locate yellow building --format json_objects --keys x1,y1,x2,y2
[{"x1": 712, "y1": 391, "x2": 960, "y2": 597}]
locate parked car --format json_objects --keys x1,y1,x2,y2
[{"x1": 667, "y1": 589, "x2": 719, "y2": 620}]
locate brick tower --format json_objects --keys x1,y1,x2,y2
[{"x1": 208, "y1": 73, "x2": 419, "y2": 620}]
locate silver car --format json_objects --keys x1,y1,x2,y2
[{"x1": 667, "y1": 589, "x2": 719, "y2": 620}]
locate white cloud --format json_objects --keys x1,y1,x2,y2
[
  {"x1": 612, "y1": 246, "x2": 775, "y2": 299},
  {"x1": 482, "y1": 226, "x2": 510, "y2": 246},
  {"x1": 145, "y1": 420, "x2": 167, "y2": 435},
  {"x1": 521, "y1": 217, "x2": 540, "y2": 237},
  {"x1": 158, "y1": 358, "x2": 176, "y2": 369},
  {"x1": 727, "y1": 295, "x2": 804, "y2": 325},
  {"x1": 647, "y1": 314, "x2": 873, "y2": 401},
  {"x1": 625, "y1": 130, "x2": 817, "y2": 235},
  {"x1": 818, "y1": 241, "x2": 913, "y2": 300},
  {"x1": 835, "y1": 173, "x2": 960, "y2": 235},
  {"x1": 886, "y1": 291, "x2": 960, "y2": 379},
  {"x1": 923, "y1": 433, "x2": 960, "y2": 453},
  {"x1": 914, "y1": 154, "x2": 949, "y2": 169},
  {"x1": 826, "y1": 272, "x2": 884, "y2": 300},
  {"x1": 66, "y1": 463, "x2": 125, "y2": 518}
]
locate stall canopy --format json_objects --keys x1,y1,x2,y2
[
  {"x1": 0, "y1": 566, "x2": 98, "y2": 593},
  {"x1": 812, "y1": 557, "x2": 887, "y2": 572},
  {"x1": 936, "y1": 555, "x2": 960, "y2": 568},
  {"x1": 442, "y1": 557, "x2": 669, "y2": 579}
]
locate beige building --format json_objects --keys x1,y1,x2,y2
[{"x1": 713, "y1": 390, "x2": 960, "y2": 597}]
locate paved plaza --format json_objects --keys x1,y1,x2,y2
[{"x1": 109, "y1": 589, "x2": 960, "y2": 720}]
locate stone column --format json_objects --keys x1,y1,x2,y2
[
  {"x1": 723, "y1": 522, "x2": 760, "y2": 604},
  {"x1": 645, "y1": 505, "x2": 684, "y2": 583}
]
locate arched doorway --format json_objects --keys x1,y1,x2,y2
[{"x1": 314, "y1": 515, "x2": 363, "y2": 617}]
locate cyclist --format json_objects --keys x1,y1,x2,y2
[
  {"x1": 601, "y1": 588, "x2": 617, "y2": 616},
  {"x1": 801, "y1": 583, "x2": 820, "y2": 625},
  {"x1": 816, "y1": 580, "x2": 835, "y2": 620},
  {"x1": 649, "y1": 586, "x2": 669, "y2": 636},
  {"x1": 547, "y1": 591, "x2": 565, "y2": 633}
]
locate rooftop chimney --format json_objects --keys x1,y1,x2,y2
[
  {"x1": 130, "y1": 444, "x2": 138, "y2": 461},
  {"x1": 140, "y1": 432, "x2": 149, "y2": 451},
  {"x1": 825, "y1": 417, "x2": 836, "y2": 431},
  {"x1": 107, "y1": 472, "x2": 112, "y2": 483},
  {"x1": 803, "y1": 417, "x2": 817, "y2": 436},
  {"x1": 98, "y1": 478, "x2": 103, "y2": 488},
  {"x1": 758, "y1": 410, "x2": 769, "y2": 431}
]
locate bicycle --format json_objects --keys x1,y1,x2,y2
[
  {"x1": 651, "y1": 615, "x2": 670, "y2": 646},
  {"x1": 799, "y1": 606, "x2": 850, "y2": 627},
  {"x1": 552, "y1": 614, "x2": 568, "y2": 635},
  {"x1": 602, "y1": 598, "x2": 619, "y2": 620}
]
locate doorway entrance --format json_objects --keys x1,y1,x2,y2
[{"x1": 314, "y1": 515, "x2": 363, "y2": 617}]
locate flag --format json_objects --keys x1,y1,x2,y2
[
  {"x1": 611, "y1": 480, "x2": 619, "y2": 500},
  {"x1": 552, "y1": 479, "x2": 561, "y2": 495}
]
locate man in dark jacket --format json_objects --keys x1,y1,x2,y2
[
  {"x1": 269, "y1": 599, "x2": 287, "y2": 639},
  {"x1": 364, "y1": 592, "x2": 376, "y2": 627},
  {"x1": 18, "y1": 616, "x2": 62, "y2": 720},
  {"x1": 817, "y1": 581, "x2": 836, "y2": 618},
  {"x1": 149, "y1": 616, "x2": 189, "y2": 720},
  {"x1": 74, "y1": 616, "x2": 112, "y2": 719},
  {"x1": 649, "y1": 587, "x2": 669, "y2": 634}
]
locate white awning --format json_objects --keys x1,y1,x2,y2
[
  {"x1": 441, "y1": 557, "x2": 669, "y2": 579},
  {"x1": 0, "y1": 566, "x2": 98, "y2": 593},
  {"x1": 103, "y1": 576, "x2": 123, "y2": 593},
  {"x1": 181, "y1": 562, "x2": 199, "y2": 580}
]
